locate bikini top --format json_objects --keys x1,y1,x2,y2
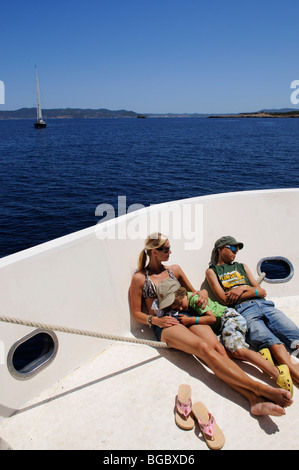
[{"x1": 142, "y1": 267, "x2": 179, "y2": 299}]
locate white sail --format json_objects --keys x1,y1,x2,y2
[
  {"x1": 35, "y1": 66, "x2": 42, "y2": 120},
  {"x1": 34, "y1": 66, "x2": 46, "y2": 128}
]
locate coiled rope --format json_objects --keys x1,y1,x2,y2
[{"x1": 0, "y1": 315, "x2": 170, "y2": 348}]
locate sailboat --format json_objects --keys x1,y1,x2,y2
[{"x1": 34, "y1": 66, "x2": 46, "y2": 129}]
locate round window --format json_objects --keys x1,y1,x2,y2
[
  {"x1": 257, "y1": 257, "x2": 294, "y2": 284},
  {"x1": 7, "y1": 329, "x2": 58, "y2": 380}
]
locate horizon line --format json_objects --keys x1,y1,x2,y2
[{"x1": 0, "y1": 106, "x2": 299, "y2": 115}]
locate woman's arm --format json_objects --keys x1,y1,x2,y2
[
  {"x1": 170, "y1": 264, "x2": 209, "y2": 306},
  {"x1": 129, "y1": 272, "x2": 179, "y2": 328},
  {"x1": 170, "y1": 264, "x2": 195, "y2": 290},
  {"x1": 129, "y1": 272, "x2": 149, "y2": 325}
]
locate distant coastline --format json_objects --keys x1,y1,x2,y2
[
  {"x1": 0, "y1": 108, "x2": 139, "y2": 120},
  {"x1": 0, "y1": 107, "x2": 299, "y2": 120},
  {"x1": 209, "y1": 110, "x2": 299, "y2": 118}
]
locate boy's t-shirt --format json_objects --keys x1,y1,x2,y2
[
  {"x1": 209, "y1": 262, "x2": 251, "y2": 293},
  {"x1": 187, "y1": 292, "x2": 224, "y2": 333}
]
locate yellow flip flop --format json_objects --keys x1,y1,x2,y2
[
  {"x1": 276, "y1": 364, "x2": 293, "y2": 397},
  {"x1": 192, "y1": 401, "x2": 225, "y2": 450},
  {"x1": 175, "y1": 384, "x2": 194, "y2": 430},
  {"x1": 259, "y1": 347, "x2": 275, "y2": 365}
]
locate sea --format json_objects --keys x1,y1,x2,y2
[{"x1": 0, "y1": 117, "x2": 299, "y2": 258}]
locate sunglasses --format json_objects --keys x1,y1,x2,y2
[
  {"x1": 156, "y1": 245, "x2": 171, "y2": 253},
  {"x1": 224, "y1": 244, "x2": 239, "y2": 253}
]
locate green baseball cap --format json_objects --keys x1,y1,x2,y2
[
  {"x1": 214, "y1": 236, "x2": 244, "y2": 250},
  {"x1": 156, "y1": 278, "x2": 180, "y2": 310}
]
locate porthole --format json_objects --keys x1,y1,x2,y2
[
  {"x1": 7, "y1": 329, "x2": 58, "y2": 380},
  {"x1": 257, "y1": 257, "x2": 294, "y2": 284}
]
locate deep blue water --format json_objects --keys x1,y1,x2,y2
[{"x1": 0, "y1": 117, "x2": 299, "y2": 258}]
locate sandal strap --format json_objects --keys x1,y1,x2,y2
[
  {"x1": 196, "y1": 413, "x2": 215, "y2": 437},
  {"x1": 177, "y1": 398, "x2": 192, "y2": 417}
]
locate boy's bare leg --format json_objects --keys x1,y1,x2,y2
[
  {"x1": 231, "y1": 348, "x2": 279, "y2": 379},
  {"x1": 270, "y1": 343, "x2": 299, "y2": 385}
]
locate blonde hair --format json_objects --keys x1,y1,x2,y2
[{"x1": 137, "y1": 232, "x2": 168, "y2": 271}]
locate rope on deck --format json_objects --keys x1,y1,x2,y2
[
  {"x1": 0, "y1": 275, "x2": 265, "y2": 350},
  {"x1": 0, "y1": 315, "x2": 170, "y2": 348},
  {"x1": 257, "y1": 272, "x2": 266, "y2": 284}
]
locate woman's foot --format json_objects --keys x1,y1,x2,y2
[{"x1": 250, "y1": 399, "x2": 286, "y2": 417}]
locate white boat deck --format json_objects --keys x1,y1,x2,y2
[{"x1": 1, "y1": 296, "x2": 299, "y2": 451}]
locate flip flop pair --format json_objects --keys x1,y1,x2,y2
[
  {"x1": 259, "y1": 348, "x2": 293, "y2": 397},
  {"x1": 175, "y1": 384, "x2": 225, "y2": 450}
]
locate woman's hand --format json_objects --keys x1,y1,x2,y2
[
  {"x1": 153, "y1": 315, "x2": 180, "y2": 328},
  {"x1": 190, "y1": 289, "x2": 209, "y2": 308}
]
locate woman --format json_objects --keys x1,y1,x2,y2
[{"x1": 129, "y1": 233, "x2": 293, "y2": 417}]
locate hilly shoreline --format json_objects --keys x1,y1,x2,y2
[
  {"x1": 0, "y1": 108, "x2": 299, "y2": 119},
  {"x1": 0, "y1": 108, "x2": 139, "y2": 119},
  {"x1": 209, "y1": 110, "x2": 299, "y2": 118}
]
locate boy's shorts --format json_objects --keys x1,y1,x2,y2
[{"x1": 220, "y1": 308, "x2": 249, "y2": 353}]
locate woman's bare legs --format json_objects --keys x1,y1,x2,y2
[
  {"x1": 187, "y1": 325, "x2": 287, "y2": 416},
  {"x1": 162, "y1": 325, "x2": 293, "y2": 414},
  {"x1": 188, "y1": 324, "x2": 227, "y2": 356}
]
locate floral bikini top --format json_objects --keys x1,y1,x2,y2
[{"x1": 142, "y1": 267, "x2": 179, "y2": 299}]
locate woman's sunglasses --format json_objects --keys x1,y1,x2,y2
[{"x1": 156, "y1": 245, "x2": 171, "y2": 253}]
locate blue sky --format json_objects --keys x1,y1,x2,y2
[{"x1": 1, "y1": 0, "x2": 299, "y2": 114}]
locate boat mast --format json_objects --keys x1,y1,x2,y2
[{"x1": 35, "y1": 65, "x2": 43, "y2": 121}]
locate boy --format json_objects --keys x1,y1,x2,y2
[
  {"x1": 155, "y1": 278, "x2": 292, "y2": 395},
  {"x1": 206, "y1": 236, "x2": 299, "y2": 389}
]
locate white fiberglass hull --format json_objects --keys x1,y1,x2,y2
[{"x1": 0, "y1": 188, "x2": 298, "y2": 449}]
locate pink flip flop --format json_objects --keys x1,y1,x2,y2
[
  {"x1": 192, "y1": 401, "x2": 225, "y2": 450},
  {"x1": 175, "y1": 384, "x2": 194, "y2": 430}
]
